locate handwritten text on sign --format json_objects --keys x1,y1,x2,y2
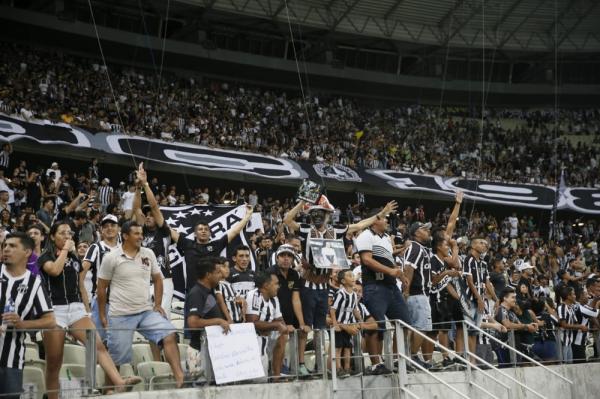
[{"x1": 205, "y1": 323, "x2": 265, "y2": 384}]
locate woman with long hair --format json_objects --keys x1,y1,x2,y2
[{"x1": 38, "y1": 221, "x2": 141, "y2": 398}]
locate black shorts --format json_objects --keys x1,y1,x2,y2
[
  {"x1": 335, "y1": 331, "x2": 353, "y2": 349},
  {"x1": 430, "y1": 293, "x2": 463, "y2": 331}
]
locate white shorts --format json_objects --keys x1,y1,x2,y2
[{"x1": 53, "y1": 303, "x2": 88, "y2": 328}]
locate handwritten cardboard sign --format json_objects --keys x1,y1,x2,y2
[{"x1": 205, "y1": 323, "x2": 265, "y2": 384}]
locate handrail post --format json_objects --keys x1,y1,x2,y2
[
  {"x1": 201, "y1": 330, "x2": 214, "y2": 384},
  {"x1": 556, "y1": 328, "x2": 564, "y2": 363},
  {"x1": 508, "y1": 331, "x2": 517, "y2": 367},
  {"x1": 383, "y1": 327, "x2": 394, "y2": 371},
  {"x1": 461, "y1": 321, "x2": 473, "y2": 397},
  {"x1": 314, "y1": 330, "x2": 326, "y2": 379},
  {"x1": 394, "y1": 321, "x2": 408, "y2": 399},
  {"x1": 351, "y1": 332, "x2": 363, "y2": 375},
  {"x1": 330, "y1": 327, "x2": 337, "y2": 391},
  {"x1": 288, "y1": 329, "x2": 298, "y2": 377},
  {"x1": 84, "y1": 328, "x2": 97, "y2": 396}
]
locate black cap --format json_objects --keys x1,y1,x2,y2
[{"x1": 409, "y1": 222, "x2": 431, "y2": 237}]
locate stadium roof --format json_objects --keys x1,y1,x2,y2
[{"x1": 177, "y1": 0, "x2": 600, "y2": 53}]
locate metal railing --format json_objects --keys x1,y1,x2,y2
[{"x1": 6, "y1": 319, "x2": 590, "y2": 398}]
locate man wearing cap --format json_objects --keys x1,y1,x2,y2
[
  {"x1": 356, "y1": 208, "x2": 408, "y2": 375},
  {"x1": 284, "y1": 195, "x2": 397, "y2": 375},
  {"x1": 516, "y1": 261, "x2": 535, "y2": 297},
  {"x1": 81, "y1": 214, "x2": 120, "y2": 341},
  {"x1": 402, "y1": 221, "x2": 434, "y2": 368},
  {"x1": 46, "y1": 162, "x2": 61, "y2": 184},
  {"x1": 267, "y1": 245, "x2": 305, "y2": 334}
]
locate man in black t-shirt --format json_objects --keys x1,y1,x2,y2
[
  {"x1": 172, "y1": 206, "x2": 253, "y2": 291},
  {"x1": 185, "y1": 257, "x2": 230, "y2": 374}
]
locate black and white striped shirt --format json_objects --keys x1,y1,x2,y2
[
  {"x1": 573, "y1": 303, "x2": 599, "y2": 346},
  {"x1": 298, "y1": 223, "x2": 348, "y2": 290},
  {"x1": 0, "y1": 150, "x2": 10, "y2": 169},
  {"x1": 0, "y1": 266, "x2": 53, "y2": 369},
  {"x1": 403, "y1": 241, "x2": 432, "y2": 296},
  {"x1": 98, "y1": 185, "x2": 113, "y2": 205},
  {"x1": 462, "y1": 254, "x2": 489, "y2": 301},
  {"x1": 215, "y1": 280, "x2": 242, "y2": 323},
  {"x1": 83, "y1": 241, "x2": 117, "y2": 299},
  {"x1": 245, "y1": 288, "x2": 282, "y2": 355},
  {"x1": 358, "y1": 301, "x2": 370, "y2": 321},
  {"x1": 331, "y1": 288, "x2": 359, "y2": 324},
  {"x1": 557, "y1": 302, "x2": 578, "y2": 346}
]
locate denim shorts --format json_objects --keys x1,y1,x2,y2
[
  {"x1": 107, "y1": 310, "x2": 175, "y2": 365},
  {"x1": 363, "y1": 283, "x2": 409, "y2": 332},
  {"x1": 300, "y1": 286, "x2": 328, "y2": 329},
  {"x1": 407, "y1": 295, "x2": 433, "y2": 332},
  {"x1": 91, "y1": 298, "x2": 110, "y2": 342}
]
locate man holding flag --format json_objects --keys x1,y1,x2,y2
[{"x1": 170, "y1": 204, "x2": 254, "y2": 292}]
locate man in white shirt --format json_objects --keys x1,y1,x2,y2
[{"x1": 97, "y1": 221, "x2": 184, "y2": 387}]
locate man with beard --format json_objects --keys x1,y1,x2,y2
[{"x1": 284, "y1": 195, "x2": 397, "y2": 375}]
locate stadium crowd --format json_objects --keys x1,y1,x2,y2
[
  {"x1": 0, "y1": 146, "x2": 598, "y2": 397},
  {"x1": 1, "y1": 42, "x2": 600, "y2": 187}
]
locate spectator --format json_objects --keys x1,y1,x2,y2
[
  {"x1": 36, "y1": 197, "x2": 54, "y2": 228},
  {"x1": 429, "y1": 235, "x2": 462, "y2": 369},
  {"x1": 494, "y1": 287, "x2": 538, "y2": 367},
  {"x1": 39, "y1": 221, "x2": 141, "y2": 398},
  {"x1": 461, "y1": 237, "x2": 497, "y2": 363},
  {"x1": 227, "y1": 245, "x2": 256, "y2": 297},
  {"x1": 80, "y1": 214, "x2": 120, "y2": 340},
  {"x1": 403, "y1": 221, "x2": 434, "y2": 368},
  {"x1": 97, "y1": 221, "x2": 184, "y2": 387},
  {"x1": 355, "y1": 207, "x2": 408, "y2": 375},
  {"x1": 0, "y1": 232, "x2": 55, "y2": 399},
  {"x1": 186, "y1": 257, "x2": 231, "y2": 375},
  {"x1": 171, "y1": 205, "x2": 253, "y2": 291},
  {"x1": 330, "y1": 269, "x2": 362, "y2": 377},
  {"x1": 98, "y1": 178, "x2": 113, "y2": 212},
  {"x1": 267, "y1": 245, "x2": 308, "y2": 368},
  {"x1": 284, "y1": 197, "x2": 397, "y2": 376},
  {"x1": 572, "y1": 288, "x2": 600, "y2": 363},
  {"x1": 245, "y1": 272, "x2": 293, "y2": 380},
  {"x1": 0, "y1": 142, "x2": 12, "y2": 175},
  {"x1": 215, "y1": 258, "x2": 245, "y2": 323},
  {"x1": 25, "y1": 223, "x2": 45, "y2": 276}
]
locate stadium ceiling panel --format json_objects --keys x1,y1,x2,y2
[{"x1": 175, "y1": 0, "x2": 600, "y2": 52}]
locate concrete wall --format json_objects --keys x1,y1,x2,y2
[{"x1": 109, "y1": 363, "x2": 599, "y2": 399}]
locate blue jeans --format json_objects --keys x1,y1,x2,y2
[
  {"x1": 91, "y1": 297, "x2": 110, "y2": 342},
  {"x1": 107, "y1": 310, "x2": 175, "y2": 365},
  {"x1": 363, "y1": 283, "x2": 409, "y2": 335},
  {"x1": 0, "y1": 367, "x2": 23, "y2": 399}
]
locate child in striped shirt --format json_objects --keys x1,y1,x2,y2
[{"x1": 330, "y1": 269, "x2": 363, "y2": 377}]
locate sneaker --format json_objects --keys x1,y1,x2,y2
[
  {"x1": 411, "y1": 356, "x2": 433, "y2": 370},
  {"x1": 298, "y1": 364, "x2": 310, "y2": 376},
  {"x1": 441, "y1": 358, "x2": 454, "y2": 369},
  {"x1": 369, "y1": 363, "x2": 393, "y2": 375},
  {"x1": 452, "y1": 358, "x2": 467, "y2": 369},
  {"x1": 338, "y1": 369, "x2": 350, "y2": 378}
]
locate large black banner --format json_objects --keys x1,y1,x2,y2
[{"x1": 1, "y1": 114, "x2": 599, "y2": 214}]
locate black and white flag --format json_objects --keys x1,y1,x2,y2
[{"x1": 161, "y1": 205, "x2": 262, "y2": 300}]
